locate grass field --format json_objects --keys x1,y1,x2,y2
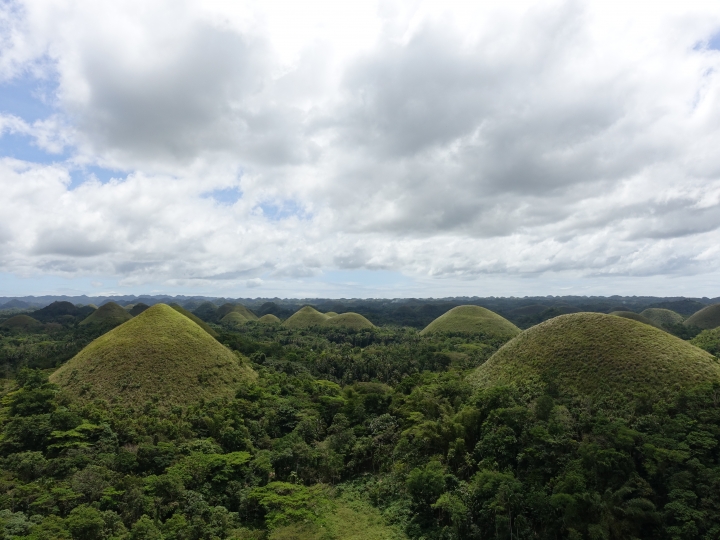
[
  {"x1": 169, "y1": 303, "x2": 219, "y2": 337},
  {"x1": 80, "y1": 301, "x2": 132, "y2": 327},
  {"x1": 420, "y1": 305, "x2": 520, "y2": 339},
  {"x1": 685, "y1": 303, "x2": 720, "y2": 330},
  {"x1": 471, "y1": 313, "x2": 720, "y2": 397},
  {"x1": 283, "y1": 306, "x2": 330, "y2": 329},
  {"x1": 640, "y1": 307, "x2": 684, "y2": 328},
  {"x1": 50, "y1": 304, "x2": 254, "y2": 406},
  {"x1": 609, "y1": 310, "x2": 659, "y2": 328},
  {"x1": 323, "y1": 312, "x2": 375, "y2": 330}
]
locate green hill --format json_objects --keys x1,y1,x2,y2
[
  {"x1": 283, "y1": 306, "x2": 329, "y2": 329},
  {"x1": 193, "y1": 301, "x2": 218, "y2": 321},
  {"x1": 609, "y1": 310, "x2": 659, "y2": 328},
  {"x1": 685, "y1": 304, "x2": 720, "y2": 330},
  {"x1": 325, "y1": 311, "x2": 339, "y2": 318},
  {"x1": 50, "y1": 304, "x2": 254, "y2": 406},
  {"x1": 640, "y1": 308, "x2": 684, "y2": 329},
  {"x1": 217, "y1": 303, "x2": 258, "y2": 322},
  {"x1": 0, "y1": 314, "x2": 42, "y2": 331},
  {"x1": 420, "y1": 305, "x2": 520, "y2": 339},
  {"x1": 169, "y1": 303, "x2": 219, "y2": 338},
  {"x1": 323, "y1": 312, "x2": 375, "y2": 330},
  {"x1": 221, "y1": 312, "x2": 248, "y2": 328},
  {"x1": 258, "y1": 314, "x2": 281, "y2": 324},
  {"x1": 691, "y1": 328, "x2": 720, "y2": 356},
  {"x1": 470, "y1": 313, "x2": 720, "y2": 397},
  {"x1": 129, "y1": 303, "x2": 150, "y2": 316},
  {"x1": 80, "y1": 302, "x2": 132, "y2": 327}
]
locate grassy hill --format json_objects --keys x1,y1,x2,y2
[
  {"x1": 685, "y1": 304, "x2": 720, "y2": 330},
  {"x1": 323, "y1": 312, "x2": 375, "y2": 330},
  {"x1": 129, "y1": 303, "x2": 150, "y2": 316},
  {"x1": 221, "y1": 312, "x2": 248, "y2": 328},
  {"x1": 283, "y1": 306, "x2": 330, "y2": 329},
  {"x1": 470, "y1": 313, "x2": 720, "y2": 397},
  {"x1": 640, "y1": 307, "x2": 684, "y2": 329},
  {"x1": 420, "y1": 305, "x2": 520, "y2": 339},
  {"x1": 691, "y1": 328, "x2": 720, "y2": 356},
  {"x1": 50, "y1": 304, "x2": 254, "y2": 406},
  {"x1": 80, "y1": 301, "x2": 132, "y2": 327},
  {"x1": 0, "y1": 314, "x2": 42, "y2": 331},
  {"x1": 325, "y1": 311, "x2": 339, "y2": 318},
  {"x1": 169, "y1": 303, "x2": 219, "y2": 338},
  {"x1": 217, "y1": 303, "x2": 258, "y2": 322},
  {"x1": 609, "y1": 310, "x2": 659, "y2": 328},
  {"x1": 258, "y1": 314, "x2": 281, "y2": 324},
  {"x1": 193, "y1": 301, "x2": 219, "y2": 321}
]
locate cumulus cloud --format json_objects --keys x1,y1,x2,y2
[{"x1": 1, "y1": 0, "x2": 720, "y2": 295}]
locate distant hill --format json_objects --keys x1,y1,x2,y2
[
  {"x1": 221, "y1": 312, "x2": 248, "y2": 328},
  {"x1": 0, "y1": 315, "x2": 42, "y2": 331},
  {"x1": 324, "y1": 312, "x2": 375, "y2": 330},
  {"x1": 610, "y1": 311, "x2": 660, "y2": 328},
  {"x1": 646, "y1": 299, "x2": 707, "y2": 317},
  {"x1": 691, "y1": 329, "x2": 720, "y2": 356},
  {"x1": 283, "y1": 306, "x2": 330, "y2": 329},
  {"x1": 420, "y1": 305, "x2": 520, "y2": 340},
  {"x1": 258, "y1": 314, "x2": 281, "y2": 324},
  {"x1": 639, "y1": 308, "x2": 684, "y2": 329},
  {"x1": 32, "y1": 301, "x2": 85, "y2": 323},
  {"x1": 216, "y1": 303, "x2": 258, "y2": 322},
  {"x1": 685, "y1": 304, "x2": 720, "y2": 330},
  {"x1": 0, "y1": 299, "x2": 33, "y2": 309},
  {"x1": 193, "y1": 301, "x2": 218, "y2": 321},
  {"x1": 169, "y1": 303, "x2": 219, "y2": 338},
  {"x1": 471, "y1": 313, "x2": 720, "y2": 397},
  {"x1": 129, "y1": 303, "x2": 150, "y2": 316},
  {"x1": 50, "y1": 304, "x2": 254, "y2": 406},
  {"x1": 80, "y1": 302, "x2": 132, "y2": 328}
]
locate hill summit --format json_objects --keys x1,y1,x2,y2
[
  {"x1": 420, "y1": 305, "x2": 520, "y2": 340},
  {"x1": 80, "y1": 301, "x2": 132, "y2": 328},
  {"x1": 283, "y1": 306, "x2": 330, "y2": 329},
  {"x1": 324, "y1": 312, "x2": 375, "y2": 330},
  {"x1": 471, "y1": 313, "x2": 720, "y2": 397},
  {"x1": 50, "y1": 304, "x2": 254, "y2": 406},
  {"x1": 685, "y1": 304, "x2": 720, "y2": 330}
]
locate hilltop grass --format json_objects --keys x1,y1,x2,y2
[
  {"x1": 283, "y1": 306, "x2": 330, "y2": 329},
  {"x1": 471, "y1": 313, "x2": 720, "y2": 398},
  {"x1": 685, "y1": 303, "x2": 720, "y2": 330},
  {"x1": 640, "y1": 307, "x2": 684, "y2": 328},
  {"x1": 258, "y1": 314, "x2": 281, "y2": 324},
  {"x1": 50, "y1": 304, "x2": 254, "y2": 406},
  {"x1": 0, "y1": 315, "x2": 42, "y2": 331},
  {"x1": 169, "y1": 303, "x2": 219, "y2": 338},
  {"x1": 323, "y1": 312, "x2": 375, "y2": 330},
  {"x1": 609, "y1": 310, "x2": 660, "y2": 328},
  {"x1": 420, "y1": 305, "x2": 520, "y2": 340},
  {"x1": 79, "y1": 301, "x2": 131, "y2": 327},
  {"x1": 217, "y1": 303, "x2": 258, "y2": 321}
]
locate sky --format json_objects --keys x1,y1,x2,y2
[{"x1": 1, "y1": 0, "x2": 720, "y2": 299}]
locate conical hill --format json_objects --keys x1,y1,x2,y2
[
  {"x1": 0, "y1": 315, "x2": 42, "y2": 331},
  {"x1": 685, "y1": 304, "x2": 720, "y2": 330},
  {"x1": 129, "y1": 303, "x2": 150, "y2": 316},
  {"x1": 420, "y1": 305, "x2": 520, "y2": 340},
  {"x1": 50, "y1": 304, "x2": 254, "y2": 406},
  {"x1": 609, "y1": 311, "x2": 659, "y2": 328},
  {"x1": 258, "y1": 314, "x2": 281, "y2": 324},
  {"x1": 169, "y1": 303, "x2": 219, "y2": 338},
  {"x1": 470, "y1": 313, "x2": 720, "y2": 397},
  {"x1": 216, "y1": 303, "x2": 258, "y2": 322},
  {"x1": 221, "y1": 312, "x2": 248, "y2": 328},
  {"x1": 80, "y1": 302, "x2": 132, "y2": 327},
  {"x1": 324, "y1": 312, "x2": 375, "y2": 330},
  {"x1": 640, "y1": 308, "x2": 684, "y2": 329},
  {"x1": 283, "y1": 306, "x2": 329, "y2": 329}
]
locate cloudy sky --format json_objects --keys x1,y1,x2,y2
[{"x1": 1, "y1": 0, "x2": 720, "y2": 298}]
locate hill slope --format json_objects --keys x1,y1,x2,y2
[
  {"x1": 80, "y1": 301, "x2": 132, "y2": 327},
  {"x1": 50, "y1": 304, "x2": 254, "y2": 405},
  {"x1": 640, "y1": 308, "x2": 684, "y2": 329},
  {"x1": 609, "y1": 311, "x2": 659, "y2": 328},
  {"x1": 169, "y1": 303, "x2": 219, "y2": 338},
  {"x1": 471, "y1": 313, "x2": 720, "y2": 397},
  {"x1": 420, "y1": 305, "x2": 520, "y2": 339},
  {"x1": 685, "y1": 304, "x2": 720, "y2": 330},
  {"x1": 283, "y1": 306, "x2": 330, "y2": 329},
  {"x1": 0, "y1": 315, "x2": 42, "y2": 331},
  {"x1": 324, "y1": 312, "x2": 375, "y2": 330}
]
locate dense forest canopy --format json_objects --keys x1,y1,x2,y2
[{"x1": 0, "y1": 297, "x2": 718, "y2": 539}]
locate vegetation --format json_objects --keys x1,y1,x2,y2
[
  {"x1": 258, "y1": 314, "x2": 281, "y2": 324},
  {"x1": 323, "y1": 312, "x2": 374, "y2": 330},
  {"x1": 50, "y1": 304, "x2": 255, "y2": 406},
  {"x1": 691, "y1": 328, "x2": 720, "y2": 356},
  {"x1": 609, "y1": 310, "x2": 660, "y2": 328},
  {"x1": 169, "y1": 303, "x2": 219, "y2": 338},
  {"x1": 282, "y1": 307, "x2": 330, "y2": 329},
  {"x1": 685, "y1": 303, "x2": 720, "y2": 329},
  {"x1": 0, "y1": 315, "x2": 42, "y2": 332},
  {"x1": 640, "y1": 307, "x2": 684, "y2": 329},
  {"x1": 79, "y1": 302, "x2": 132, "y2": 329},
  {"x1": 420, "y1": 305, "x2": 520, "y2": 339},
  {"x1": 472, "y1": 313, "x2": 720, "y2": 397}
]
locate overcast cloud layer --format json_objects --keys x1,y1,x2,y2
[{"x1": 1, "y1": 0, "x2": 720, "y2": 297}]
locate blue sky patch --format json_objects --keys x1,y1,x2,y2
[
  {"x1": 203, "y1": 186, "x2": 243, "y2": 205},
  {"x1": 0, "y1": 72, "x2": 58, "y2": 122},
  {"x1": 258, "y1": 199, "x2": 310, "y2": 221}
]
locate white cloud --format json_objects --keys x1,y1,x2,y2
[{"x1": 1, "y1": 0, "x2": 720, "y2": 296}]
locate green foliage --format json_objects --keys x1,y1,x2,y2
[{"x1": 691, "y1": 328, "x2": 720, "y2": 356}]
